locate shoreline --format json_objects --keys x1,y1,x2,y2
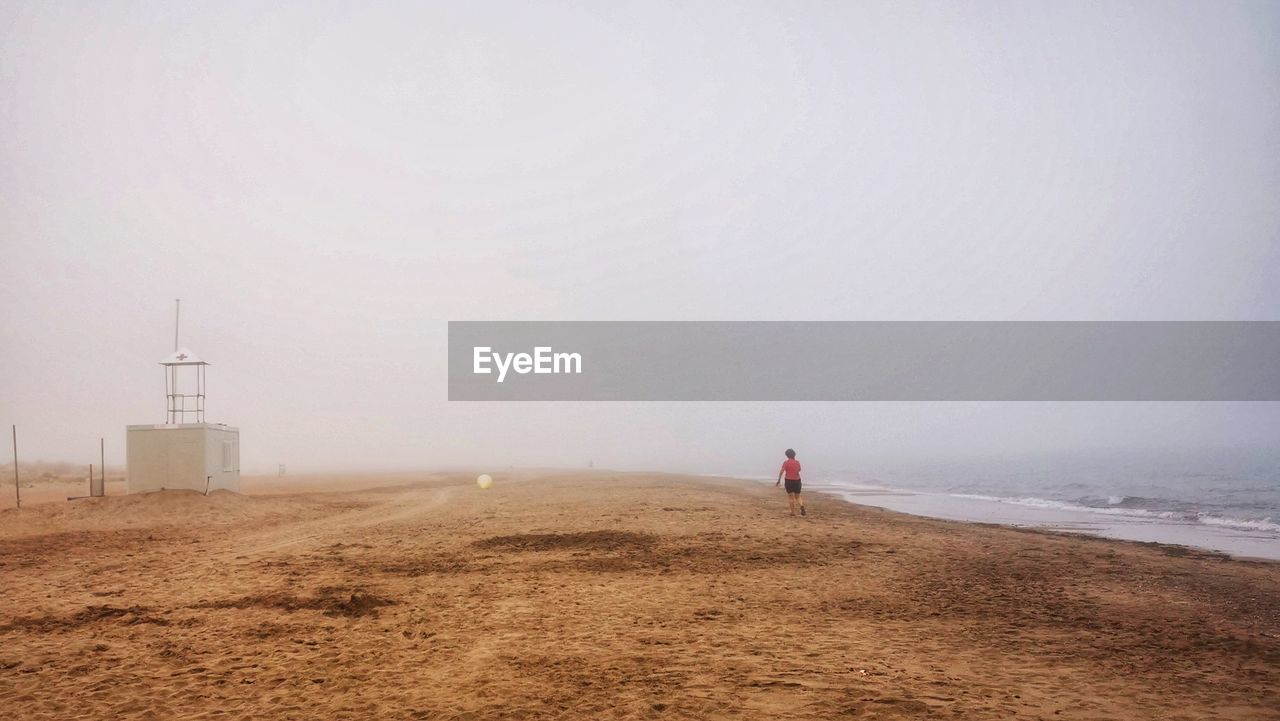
[
  {"x1": 831, "y1": 488, "x2": 1280, "y2": 565},
  {"x1": 817, "y1": 482, "x2": 1280, "y2": 562}
]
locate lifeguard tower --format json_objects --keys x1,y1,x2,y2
[{"x1": 126, "y1": 301, "x2": 240, "y2": 494}]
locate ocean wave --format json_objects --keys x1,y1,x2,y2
[
  {"x1": 1197, "y1": 515, "x2": 1280, "y2": 533},
  {"x1": 945, "y1": 494, "x2": 1279, "y2": 532},
  {"x1": 951, "y1": 494, "x2": 1189, "y2": 520}
]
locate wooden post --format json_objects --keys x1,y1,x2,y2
[
  {"x1": 99, "y1": 437, "x2": 106, "y2": 497},
  {"x1": 11, "y1": 425, "x2": 19, "y2": 509}
]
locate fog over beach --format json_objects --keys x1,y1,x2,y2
[
  {"x1": 2, "y1": 2, "x2": 1280, "y2": 718},
  {"x1": 2, "y1": 1, "x2": 1277, "y2": 477}
]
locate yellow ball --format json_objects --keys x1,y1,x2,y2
[{"x1": 476, "y1": 474, "x2": 493, "y2": 490}]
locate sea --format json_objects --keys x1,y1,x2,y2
[{"x1": 803, "y1": 447, "x2": 1280, "y2": 560}]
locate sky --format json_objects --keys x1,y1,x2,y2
[{"x1": 2, "y1": 1, "x2": 1278, "y2": 475}]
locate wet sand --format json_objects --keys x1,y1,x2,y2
[
  {"x1": 1, "y1": 471, "x2": 1277, "y2": 720},
  {"x1": 822, "y1": 485, "x2": 1280, "y2": 561}
]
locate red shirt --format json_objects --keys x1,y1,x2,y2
[{"x1": 781, "y1": 458, "x2": 801, "y2": 481}]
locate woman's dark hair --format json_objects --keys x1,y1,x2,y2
[{"x1": 785, "y1": 448, "x2": 796, "y2": 458}]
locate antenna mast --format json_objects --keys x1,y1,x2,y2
[{"x1": 160, "y1": 323, "x2": 208, "y2": 422}]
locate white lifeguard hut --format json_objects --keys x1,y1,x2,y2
[{"x1": 126, "y1": 301, "x2": 240, "y2": 494}]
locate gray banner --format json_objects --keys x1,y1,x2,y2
[{"x1": 447, "y1": 322, "x2": 1280, "y2": 401}]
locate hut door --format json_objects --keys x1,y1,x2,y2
[{"x1": 166, "y1": 438, "x2": 198, "y2": 489}]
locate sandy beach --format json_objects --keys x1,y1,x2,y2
[{"x1": 1, "y1": 471, "x2": 1277, "y2": 720}]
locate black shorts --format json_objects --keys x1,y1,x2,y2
[{"x1": 784, "y1": 479, "x2": 802, "y2": 494}]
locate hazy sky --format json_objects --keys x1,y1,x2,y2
[{"x1": 2, "y1": 1, "x2": 1278, "y2": 474}]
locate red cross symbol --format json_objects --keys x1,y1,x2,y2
[{"x1": 176, "y1": 353, "x2": 188, "y2": 360}]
